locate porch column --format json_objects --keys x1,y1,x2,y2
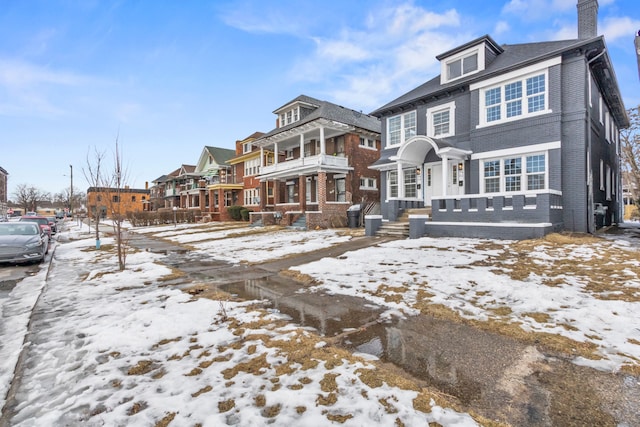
[
  {"x1": 199, "y1": 188, "x2": 206, "y2": 212},
  {"x1": 397, "y1": 162, "x2": 404, "y2": 198},
  {"x1": 441, "y1": 155, "x2": 449, "y2": 197},
  {"x1": 208, "y1": 189, "x2": 214, "y2": 212},
  {"x1": 217, "y1": 188, "x2": 224, "y2": 215},
  {"x1": 318, "y1": 171, "x2": 327, "y2": 212},
  {"x1": 260, "y1": 147, "x2": 264, "y2": 168},
  {"x1": 273, "y1": 179, "x2": 280, "y2": 205},
  {"x1": 299, "y1": 134, "x2": 305, "y2": 159},
  {"x1": 259, "y1": 181, "x2": 267, "y2": 211},
  {"x1": 319, "y1": 127, "x2": 326, "y2": 154},
  {"x1": 274, "y1": 143, "x2": 279, "y2": 165},
  {"x1": 299, "y1": 175, "x2": 306, "y2": 211}
]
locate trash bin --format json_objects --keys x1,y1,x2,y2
[{"x1": 347, "y1": 205, "x2": 361, "y2": 228}]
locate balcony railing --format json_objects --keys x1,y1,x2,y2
[{"x1": 260, "y1": 154, "x2": 349, "y2": 175}]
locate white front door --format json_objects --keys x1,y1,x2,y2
[
  {"x1": 424, "y1": 162, "x2": 442, "y2": 207},
  {"x1": 424, "y1": 161, "x2": 464, "y2": 206}
]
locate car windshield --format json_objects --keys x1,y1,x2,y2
[
  {"x1": 21, "y1": 218, "x2": 48, "y2": 226},
  {"x1": 0, "y1": 223, "x2": 39, "y2": 235}
]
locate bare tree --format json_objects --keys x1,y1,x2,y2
[
  {"x1": 53, "y1": 188, "x2": 85, "y2": 212},
  {"x1": 13, "y1": 184, "x2": 50, "y2": 213},
  {"x1": 110, "y1": 138, "x2": 130, "y2": 270},
  {"x1": 620, "y1": 106, "x2": 640, "y2": 210},
  {"x1": 83, "y1": 147, "x2": 106, "y2": 246}
]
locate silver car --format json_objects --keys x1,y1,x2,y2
[{"x1": 0, "y1": 222, "x2": 49, "y2": 264}]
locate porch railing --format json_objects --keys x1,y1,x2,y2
[
  {"x1": 260, "y1": 154, "x2": 349, "y2": 175},
  {"x1": 431, "y1": 190, "x2": 563, "y2": 224}
]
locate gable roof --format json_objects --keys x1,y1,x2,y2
[
  {"x1": 204, "y1": 146, "x2": 236, "y2": 164},
  {"x1": 370, "y1": 36, "x2": 628, "y2": 128},
  {"x1": 261, "y1": 95, "x2": 380, "y2": 140}
]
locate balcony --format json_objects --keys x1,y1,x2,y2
[{"x1": 260, "y1": 154, "x2": 349, "y2": 176}]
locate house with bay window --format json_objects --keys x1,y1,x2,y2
[
  {"x1": 368, "y1": 0, "x2": 629, "y2": 239},
  {"x1": 251, "y1": 95, "x2": 381, "y2": 229}
]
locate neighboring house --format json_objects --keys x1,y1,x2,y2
[
  {"x1": 0, "y1": 166, "x2": 7, "y2": 218},
  {"x1": 368, "y1": 0, "x2": 629, "y2": 239},
  {"x1": 87, "y1": 186, "x2": 150, "y2": 219},
  {"x1": 194, "y1": 146, "x2": 238, "y2": 219},
  {"x1": 226, "y1": 132, "x2": 268, "y2": 220},
  {"x1": 149, "y1": 165, "x2": 195, "y2": 211},
  {"x1": 252, "y1": 95, "x2": 381, "y2": 229}
]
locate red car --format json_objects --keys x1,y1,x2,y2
[{"x1": 19, "y1": 216, "x2": 52, "y2": 240}]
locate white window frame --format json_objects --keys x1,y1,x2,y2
[
  {"x1": 244, "y1": 158, "x2": 260, "y2": 177},
  {"x1": 427, "y1": 101, "x2": 456, "y2": 138},
  {"x1": 440, "y1": 45, "x2": 484, "y2": 84},
  {"x1": 243, "y1": 142, "x2": 253, "y2": 154},
  {"x1": 478, "y1": 71, "x2": 549, "y2": 127},
  {"x1": 387, "y1": 170, "x2": 398, "y2": 198},
  {"x1": 386, "y1": 110, "x2": 416, "y2": 148},
  {"x1": 599, "y1": 96, "x2": 604, "y2": 124},
  {"x1": 359, "y1": 177, "x2": 377, "y2": 190},
  {"x1": 479, "y1": 151, "x2": 549, "y2": 194},
  {"x1": 359, "y1": 137, "x2": 376, "y2": 150},
  {"x1": 471, "y1": 57, "x2": 558, "y2": 129},
  {"x1": 244, "y1": 188, "x2": 260, "y2": 206}
]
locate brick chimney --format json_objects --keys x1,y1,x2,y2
[{"x1": 577, "y1": 0, "x2": 598, "y2": 39}]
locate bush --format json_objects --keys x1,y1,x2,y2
[
  {"x1": 240, "y1": 208, "x2": 252, "y2": 221},
  {"x1": 227, "y1": 206, "x2": 243, "y2": 221}
]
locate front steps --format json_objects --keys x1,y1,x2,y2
[{"x1": 375, "y1": 208, "x2": 431, "y2": 238}]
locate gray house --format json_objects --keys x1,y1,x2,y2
[{"x1": 368, "y1": 0, "x2": 629, "y2": 240}]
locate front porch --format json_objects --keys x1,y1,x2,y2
[{"x1": 367, "y1": 191, "x2": 565, "y2": 240}]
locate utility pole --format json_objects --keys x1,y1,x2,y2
[{"x1": 70, "y1": 164, "x2": 73, "y2": 216}]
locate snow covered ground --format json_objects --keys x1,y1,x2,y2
[
  {"x1": 0, "y1": 222, "x2": 478, "y2": 426},
  {"x1": 1, "y1": 219, "x2": 639, "y2": 426}
]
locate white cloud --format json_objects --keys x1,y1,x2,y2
[
  {"x1": 0, "y1": 58, "x2": 86, "y2": 88},
  {"x1": 289, "y1": 2, "x2": 466, "y2": 111},
  {"x1": 600, "y1": 16, "x2": 640, "y2": 43},
  {"x1": 494, "y1": 21, "x2": 511, "y2": 36}
]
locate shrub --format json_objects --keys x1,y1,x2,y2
[
  {"x1": 227, "y1": 205, "x2": 243, "y2": 221},
  {"x1": 240, "y1": 208, "x2": 252, "y2": 221}
]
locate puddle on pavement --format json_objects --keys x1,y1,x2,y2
[{"x1": 219, "y1": 277, "x2": 385, "y2": 337}]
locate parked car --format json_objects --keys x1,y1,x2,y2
[
  {"x1": 55, "y1": 211, "x2": 65, "y2": 220},
  {"x1": 19, "y1": 216, "x2": 52, "y2": 240},
  {"x1": 45, "y1": 216, "x2": 58, "y2": 234},
  {"x1": 0, "y1": 222, "x2": 49, "y2": 264}
]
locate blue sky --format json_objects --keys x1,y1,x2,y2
[{"x1": 1, "y1": 0, "x2": 639, "y2": 200}]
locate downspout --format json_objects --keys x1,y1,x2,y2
[{"x1": 585, "y1": 48, "x2": 606, "y2": 233}]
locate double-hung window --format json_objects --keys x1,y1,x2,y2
[
  {"x1": 482, "y1": 72, "x2": 547, "y2": 125},
  {"x1": 427, "y1": 101, "x2": 455, "y2": 138},
  {"x1": 388, "y1": 170, "x2": 398, "y2": 198},
  {"x1": 387, "y1": 111, "x2": 416, "y2": 147},
  {"x1": 482, "y1": 153, "x2": 546, "y2": 193},
  {"x1": 404, "y1": 168, "x2": 417, "y2": 198}
]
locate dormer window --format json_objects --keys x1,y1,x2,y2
[
  {"x1": 440, "y1": 46, "x2": 483, "y2": 84},
  {"x1": 278, "y1": 106, "x2": 301, "y2": 128},
  {"x1": 447, "y1": 52, "x2": 478, "y2": 80},
  {"x1": 437, "y1": 36, "x2": 503, "y2": 85},
  {"x1": 243, "y1": 142, "x2": 253, "y2": 154}
]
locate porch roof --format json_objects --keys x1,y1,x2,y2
[{"x1": 369, "y1": 136, "x2": 471, "y2": 170}]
